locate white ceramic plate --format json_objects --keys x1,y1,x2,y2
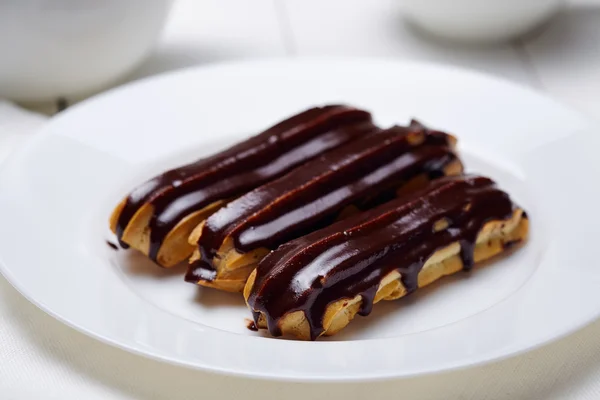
[{"x1": 0, "y1": 59, "x2": 597, "y2": 381}]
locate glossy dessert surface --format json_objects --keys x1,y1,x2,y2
[
  {"x1": 246, "y1": 175, "x2": 527, "y2": 339},
  {"x1": 111, "y1": 105, "x2": 374, "y2": 263},
  {"x1": 187, "y1": 120, "x2": 460, "y2": 284}
]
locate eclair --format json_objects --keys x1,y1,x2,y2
[
  {"x1": 244, "y1": 175, "x2": 529, "y2": 340},
  {"x1": 187, "y1": 121, "x2": 462, "y2": 292},
  {"x1": 109, "y1": 105, "x2": 376, "y2": 266}
]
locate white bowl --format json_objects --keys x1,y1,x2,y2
[
  {"x1": 0, "y1": 0, "x2": 173, "y2": 101},
  {"x1": 402, "y1": 0, "x2": 564, "y2": 43}
]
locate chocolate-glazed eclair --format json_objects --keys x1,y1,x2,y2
[
  {"x1": 244, "y1": 175, "x2": 529, "y2": 340},
  {"x1": 186, "y1": 121, "x2": 462, "y2": 292},
  {"x1": 109, "y1": 105, "x2": 375, "y2": 267}
]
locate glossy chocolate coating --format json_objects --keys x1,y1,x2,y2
[
  {"x1": 246, "y1": 175, "x2": 519, "y2": 340},
  {"x1": 245, "y1": 319, "x2": 259, "y2": 331},
  {"x1": 187, "y1": 121, "x2": 458, "y2": 282},
  {"x1": 115, "y1": 105, "x2": 374, "y2": 261}
]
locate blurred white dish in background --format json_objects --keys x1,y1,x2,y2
[
  {"x1": 0, "y1": 0, "x2": 173, "y2": 102},
  {"x1": 401, "y1": 0, "x2": 564, "y2": 43}
]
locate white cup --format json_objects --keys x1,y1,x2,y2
[
  {"x1": 402, "y1": 0, "x2": 565, "y2": 43},
  {"x1": 0, "y1": 0, "x2": 173, "y2": 102}
]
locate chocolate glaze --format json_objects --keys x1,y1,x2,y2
[
  {"x1": 187, "y1": 121, "x2": 458, "y2": 282},
  {"x1": 245, "y1": 319, "x2": 259, "y2": 331},
  {"x1": 115, "y1": 105, "x2": 375, "y2": 261},
  {"x1": 502, "y1": 239, "x2": 522, "y2": 250},
  {"x1": 246, "y1": 175, "x2": 520, "y2": 340}
]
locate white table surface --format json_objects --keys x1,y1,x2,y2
[{"x1": 2, "y1": 1, "x2": 600, "y2": 398}]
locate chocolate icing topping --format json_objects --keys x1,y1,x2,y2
[
  {"x1": 186, "y1": 121, "x2": 459, "y2": 282},
  {"x1": 245, "y1": 319, "x2": 259, "y2": 331},
  {"x1": 115, "y1": 105, "x2": 374, "y2": 261},
  {"x1": 246, "y1": 175, "x2": 519, "y2": 339}
]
